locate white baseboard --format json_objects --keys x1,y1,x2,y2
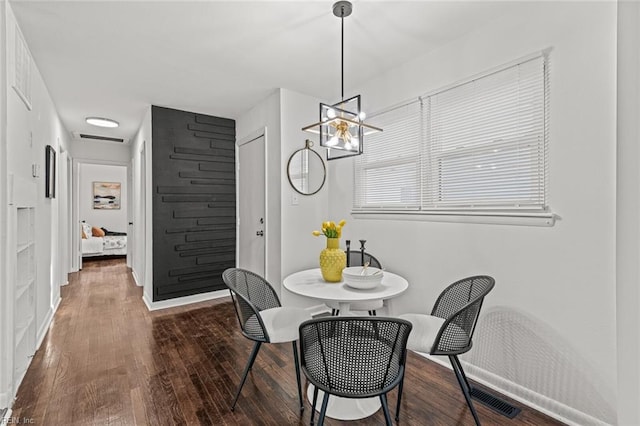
[
  {"x1": 411, "y1": 351, "x2": 611, "y2": 426},
  {"x1": 36, "y1": 297, "x2": 61, "y2": 349},
  {"x1": 131, "y1": 269, "x2": 142, "y2": 287},
  {"x1": 143, "y1": 289, "x2": 229, "y2": 311}
]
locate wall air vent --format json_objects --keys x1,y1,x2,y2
[{"x1": 79, "y1": 134, "x2": 125, "y2": 143}]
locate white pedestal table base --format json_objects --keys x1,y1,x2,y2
[{"x1": 306, "y1": 384, "x2": 380, "y2": 420}]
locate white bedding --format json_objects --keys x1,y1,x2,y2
[
  {"x1": 82, "y1": 236, "x2": 104, "y2": 255},
  {"x1": 82, "y1": 235, "x2": 127, "y2": 257}
]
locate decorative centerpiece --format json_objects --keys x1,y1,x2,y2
[
  {"x1": 313, "y1": 220, "x2": 347, "y2": 282},
  {"x1": 342, "y1": 266, "x2": 383, "y2": 289}
]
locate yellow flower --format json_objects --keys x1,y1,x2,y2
[{"x1": 313, "y1": 219, "x2": 347, "y2": 239}]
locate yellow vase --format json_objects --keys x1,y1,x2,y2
[{"x1": 319, "y1": 238, "x2": 346, "y2": 282}]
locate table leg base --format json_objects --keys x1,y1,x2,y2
[{"x1": 307, "y1": 384, "x2": 380, "y2": 420}]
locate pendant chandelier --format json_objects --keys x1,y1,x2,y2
[{"x1": 302, "y1": 1, "x2": 382, "y2": 160}]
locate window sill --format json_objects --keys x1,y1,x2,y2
[{"x1": 351, "y1": 210, "x2": 557, "y2": 227}]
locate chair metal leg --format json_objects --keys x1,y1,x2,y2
[
  {"x1": 380, "y1": 393, "x2": 393, "y2": 426},
  {"x1": 310, "y1": 386, "x2": 319, "y2": 425},
  {"x1": 449, "y1": 355, "x2": 481, "y2": 426},
  {"x1": 317, "y1": 392, "x2": 330, "y2": 426},
  {"x1": 231, "y1": 341, "x2": 262, "y2": 411},
  {"x1": 292, "y1": 341, "x2": 304, "y2": 413},
  {"x1": 395, "y1": 375, "x2": 404, "y2": 421},
  {"x1": 451, "y1": 354, "x2": 473, "y2": 392}
]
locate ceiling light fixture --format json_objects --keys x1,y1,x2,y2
[
  {"x1": 86, "y1": 117, "x2": 119, "y2": 128},
  {"x1": 302, "y1": 1, "x2": 381, "y2": 160}
]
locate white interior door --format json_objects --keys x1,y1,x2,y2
[{"x1": 238, "y1": 135, "x2": 266, "y2": 276}]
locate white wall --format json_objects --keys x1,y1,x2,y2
[
  {"x1": 2, "y1": 2, "x2": 72, "y2": 407},
  {"x1": 279, "y1": 89, "x2": 330, "y2": 309},
  {"x1": 0, "y1": 0, "x2": 8, "y2": 410},
  {"x1": 78, "y1": 163, "x2": 128, "y2": 232},
  {"x1": 324, "y1": 3, "x2": 616, "y2": 425},
  {"x1": 70, "y1": 138, "x2": 131, "y2": 164},
  {"x1": 615, "y1": 2, "x2": 640, "y2": 425}
]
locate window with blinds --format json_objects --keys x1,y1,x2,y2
[{"x1": 354, "y1": 53, "x2": 548, "y2": 214}]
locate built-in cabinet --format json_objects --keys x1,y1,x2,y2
[{"x1": 13, "y1": 207, "x2": 36, "y2": 388}]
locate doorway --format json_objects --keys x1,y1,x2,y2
[
  {"x1": 74, "y1": 161, "x2": 129, "y2": 269},
  {"x1": 238, "y1": 134, "x2": 266, "y2": 276}
]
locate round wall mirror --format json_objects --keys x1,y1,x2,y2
[{"x1": 287, "y1": 140, "x2": 326, "y2": 195}]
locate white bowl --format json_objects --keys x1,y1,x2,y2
[{"x1": 342, "y1": 266, "x2": 383, "y2": 289}]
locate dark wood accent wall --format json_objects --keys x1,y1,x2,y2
[{"x1": 151, "y1": 106, "x2": 236, "y2": 301}]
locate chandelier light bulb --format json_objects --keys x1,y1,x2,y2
[
  {"x1": 327, "y1": 108, "x2": 337, "y2": 119},
  {"x1": 358, "y1": 111, "x2": 366, "y2": 121},
  {"x1": 327, "y1": 136, "x2": 339, "y2": 146}
]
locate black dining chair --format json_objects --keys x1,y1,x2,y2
[
  {"x1": 398, "y1": 275, "x2": 495, "y2": 425},
  {"x1": 328, "y1": 251, "x2": 384, "y2": 316},
  {"x1": 222, "y1": 268, "x2": 312, "y2": 412},
  {"x1": 299, "y1": 316, "x2": 412, "y2": 426}
]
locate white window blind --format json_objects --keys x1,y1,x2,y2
[
  {"x1": 354, "y1": 53, "x2": 548, "y2": 214},
  {"x1": 354, "y1": 101, "x2": 422, "y2": 209}
]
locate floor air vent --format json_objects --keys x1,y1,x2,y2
[
  {"x1": 470, "y1": 387, "x2": 521, "y2": 419},
  {"x1": 79, "y1": 133, "x2": 124, "y2": 143}
]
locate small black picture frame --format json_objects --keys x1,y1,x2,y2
[{"x1": 45, "y1": 145, "x2": 56, "y2": 198}]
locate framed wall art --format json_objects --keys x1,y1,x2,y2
[{"x1": 93, "y1": 181, "x2": 121, "y2": 209}]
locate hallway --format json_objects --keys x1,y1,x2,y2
[{"x1": 10, "y1": 259, "x2": 564, "y2": 425}]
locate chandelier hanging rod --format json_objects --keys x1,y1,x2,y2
[
  {"x1": 341, "y1": 4, "x2": 344, "y2": 99},
  {"x1": 334, "y1": 0, "x2": 352, "y2": 100}
]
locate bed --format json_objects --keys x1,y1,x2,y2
[{"x1": 81, "y1": 223, "x2": 127, "y2": 257}]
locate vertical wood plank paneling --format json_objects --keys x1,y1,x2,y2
[{"x1": 151, "y1": 106, "x2": 236, "y2": 301}]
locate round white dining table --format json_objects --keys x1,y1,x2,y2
[
  {"x1": 283, "y1": 267, "x2": 409, "y2": 421},
  {"x1": 283, "y1": 267, "x2": 409, "y2": 316}
]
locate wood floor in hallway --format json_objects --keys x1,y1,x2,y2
[{"x1": 11, "y1": 258, "x2": 565, "y2": 425}]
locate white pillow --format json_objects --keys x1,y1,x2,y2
[{"x1": 82, "y1": 223, "x2": 92, "y2": 238}]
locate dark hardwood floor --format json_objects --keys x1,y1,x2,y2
[{"x1": 11, "y1": 258, "x2": 565, "y2": 425}]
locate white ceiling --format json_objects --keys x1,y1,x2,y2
[{"x1": 10, "y1": 1, "x2": 518, "y2": 143}]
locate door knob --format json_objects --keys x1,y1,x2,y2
[{"x1": 256, "y1": 230, "x2": 264, "y2": 236}]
